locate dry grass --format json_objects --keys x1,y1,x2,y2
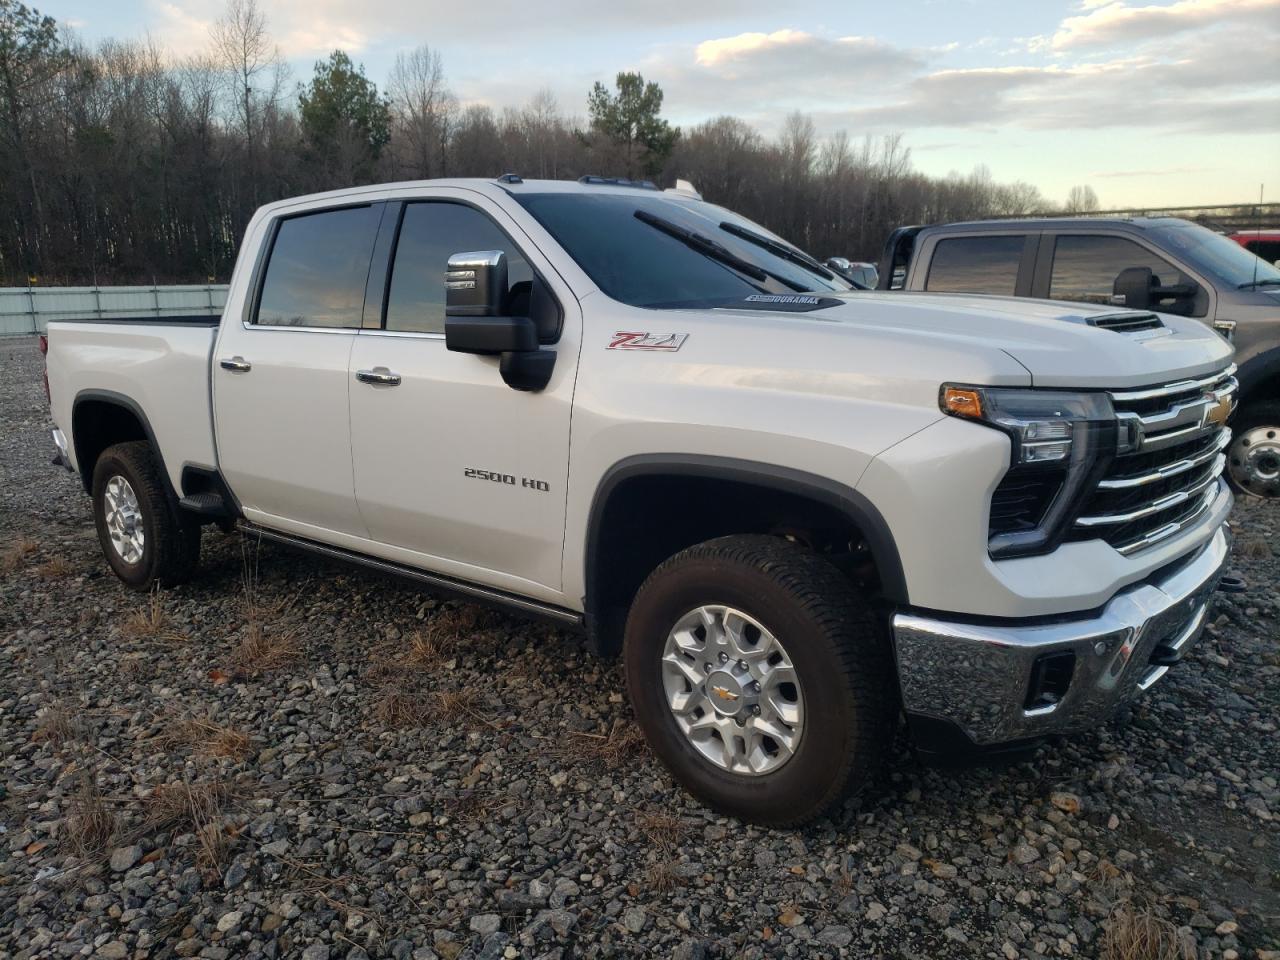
[
  {"x1": 64, "y1": 774, "x2": 119, "y2": 860},
  {"x1": 32, "y1": 702, "x2": 77, "y2": 746},
  {"x1": 230, "y1": 622, "x2": 300, "y2": 677},
  {"x1": 1238, "y1": 536, "x2": 1274, "y2": 560},
  {"x1": 142, "y1": 780, "x2": 234, "y2": 873},
  {"x1": 157, "y1": 714, "x2": 252, "y2": 761},
  {"x1": 33, "y1": 554, "x2": 76, "y2": 579},
  {"x1": 434, "y1": 688, "x2": 480, "y2": 723},
  {"x1": 1100, "y1": 904, "x2": 1196, "y2": 960},
  {"x1": 443, "y1": 790, "x2": 501, "y2": 824},
  {"x1": 121, "y1": 591, "x2": 186, "y2": 643},
  {"x1": 0, "y1": 537, "x2": 39, "y2": 574},
  {"x1": 373, "y1": 688, "x2": 434, "y2": 729},
  {"x1": 644, "y1": 860, "x2": 685, "y2": 893},
  {"x1": 635, "y1": 809, "x2": 689, "y2": 850},
  {"x1": 564, "y1": 720, "x2": 646, "y2": 770}
]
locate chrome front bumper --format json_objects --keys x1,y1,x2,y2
[
  {"x1": 51, "y1": 428, "x2": 73, "y2": 472},
  {"x1": 893, "y1": 523, "x2": 1230, "y2": 746}
]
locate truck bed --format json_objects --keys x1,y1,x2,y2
[{"x1": 45, "y1": 316, "x2": 220, "y2": 494}]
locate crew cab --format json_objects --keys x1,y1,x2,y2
[
  {"x1": 44, "y1": 178, "x2": 1237, "y2": 825},
  {"x1": 878, "y1": 217, "x2": 1280, "y2": 500}
]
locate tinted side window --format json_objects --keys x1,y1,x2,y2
[
  {"x1": 1049, "y1": 235, "x2": 1184, "y2": 304},
  {"x1": 925, "y1": 236, "x2": 1024, "y2": 295},
  {"x1": 256, "y1": 206, "x2": 381, "y2": 328},
  {"x1": 385, "y1": 203, "x2": 532, "y2": 334}
]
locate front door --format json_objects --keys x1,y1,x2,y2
[
  {"x1": 348, "y1": 194, "x2": 579, "y2": 600},
  {"x1": 214, "y1": 202, "x2": 385, "y2": 539}
]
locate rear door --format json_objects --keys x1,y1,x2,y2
[
  {"x1": 214, "y1": 201, "x2": 385, "y2": 539},
  {"x1": 909, "y1": 231, "x2": 1040, "y2": 296},
  {"x1": 346, "y1": 189, "x2": 580, "y2": 600}
]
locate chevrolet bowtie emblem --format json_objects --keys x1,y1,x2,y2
[
  {"x1": 711, "y1": 685, "x2": 740, "y2": 702},
  {"x1": 1203, "y1": 393, "x2": 1232, "y2": 428}
]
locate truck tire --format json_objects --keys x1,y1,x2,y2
[
  {"x1": 1226, "y1": 400, "x2": 1280, "y2": 499},
  {"x1": 91, "y1": 441, "x2": 201, "y2": 590},
  {"x1": 623, "y1": 535, "x2": 893, "y2": 826}
]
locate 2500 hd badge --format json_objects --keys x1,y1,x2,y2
[{"x1": 463, "y1": 467, "x2": 550, "y2": 492}]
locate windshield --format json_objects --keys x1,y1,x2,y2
[
  {"x1": 1148, "y1": 221, "x2": 1280, "y2": 289},
  {"x1": 514, "y1": 192, "x2": 853, "y2": 308}
]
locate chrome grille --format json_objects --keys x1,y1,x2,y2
[{"x1": 1069, "y1": 366, "x2": 1236, "y2": 555}]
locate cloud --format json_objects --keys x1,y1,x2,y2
[
  {"x1": 1050, "y1": 0, "x2": 1280, "y2": 50},
  {"x1": 1091, "y1": 165, "x2": 1213, "y2": 177}
]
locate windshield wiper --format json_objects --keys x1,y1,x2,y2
[
  {"x1": 633, "y1": 210, "x2": 809, "y2": 292},
  {"x1": 1238, "y1": 277, "x2": 1280, "y2": 289},
  {"x1": 718, "y1": 221, "x2": 844, "y2": 284}
]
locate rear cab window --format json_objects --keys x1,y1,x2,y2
[
  {"x1": 924, "y1": 235, "x2": 1027, "y2": 295},
  {"x1": 255, "y1": 205, "x2": 382, "y2": 328}
]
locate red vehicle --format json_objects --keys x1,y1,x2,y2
[{"x1": 1230, "y1": 230, "x2": 1280, "y2": 265}]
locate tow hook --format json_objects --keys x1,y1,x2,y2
[{"x1": 1217, "y1": 575, "x2": 1247, "y2": 594}]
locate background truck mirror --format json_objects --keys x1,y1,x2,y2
[{"x1": 1111, "y1": 266, "x2": 1154, "y2": 309}]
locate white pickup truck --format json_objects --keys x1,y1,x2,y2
[{"x1": 44, "y1": 176, "x2": 1237, "y2": 825}]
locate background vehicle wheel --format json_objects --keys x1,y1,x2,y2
[
  {"x1": 623, "y1": 534, "x2": 893, "y2": 826},
  {"x1": 92, "y1": 441, "x2": 201, "y2": 590},
  {"x1": 1226, "y1": 400, "x2": 1280, "y2": 500}
]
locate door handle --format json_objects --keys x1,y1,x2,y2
[
  {"x1": 219, "y1": 356, "x2": 251, "y2": 373},
  {"x1": 355, "y1": 367, "x2": 402, "y2": 386}
]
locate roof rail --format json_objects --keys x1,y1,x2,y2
[{"x1": 577, "y1": 175, "x2": 660, "y2": 191}]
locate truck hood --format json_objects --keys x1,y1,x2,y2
[{"x1": 787, "y1": 291, "x2": 1234, "y2": 388}]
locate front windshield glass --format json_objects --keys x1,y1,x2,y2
[
  {"x1": 1149, "y1": 221, "x2": 1280, "y2": 288},
  {"x1": 514, "y1": 192, "x2": 853, "y2": 308}
]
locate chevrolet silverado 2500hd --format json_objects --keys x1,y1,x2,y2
[{"x1": 44, "y1": 177, "x2": 1237, "y2": 825}]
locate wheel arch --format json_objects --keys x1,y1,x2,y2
[
  {"x1": 583, "y1": 454, "x2": 907, "y2": 656},
  {"x1": 71, "y1": 389, "x2": 176, "y2": 502},
  {"x1": 1236, "y1": 347, "x2": 1280, "y2": 409}
]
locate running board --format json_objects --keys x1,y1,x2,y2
[{"x1": 236, "y1": 522, "x2": 584, "y2": 629}]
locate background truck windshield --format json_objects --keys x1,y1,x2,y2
[
  {"x1": 515, "y1": 193, "x2": 853, "y2": 308},
  {"x1": 1150, "y1": 221, "x2": 1280, "y2": 289}
]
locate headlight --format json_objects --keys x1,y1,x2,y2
[{"x1": 940, "y1": 385, "x2": 1117, "y2": 558}]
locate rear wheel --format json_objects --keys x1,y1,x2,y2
[
  {"x1": 623, "y1": 535, "x2": 893, "y2": 826},
  {"x1": 1226, "y1": 400, "x2": 1280, "y2": 499},
  {"x1": 92, "y1": 441, "x2": 201, "y2": 590}
]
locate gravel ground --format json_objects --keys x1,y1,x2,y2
[{"x1": 1, "y1": 335, "x2": 1277, "y2": 960}]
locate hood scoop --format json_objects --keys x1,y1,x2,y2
[{"x1": 1084, "y1": 311, "x2": 1166, "y2": 334}]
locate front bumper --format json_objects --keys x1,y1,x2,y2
[
  {"x1": 893, "y1": 522, "x2": 1229, "y2": 747},
  {"x1": 51, "y1": 428, "x2": 73, "y2": 472}
]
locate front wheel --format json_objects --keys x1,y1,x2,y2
[
  {"x1": 92, "y1": 441, "x2": 201, "y2": 590},
  {"x1": 1226, "y1": 400, "x2": 1280, "y2": 499},
  {"x1": 623, "y1": 535, "x2": 894, "y2": 826}
]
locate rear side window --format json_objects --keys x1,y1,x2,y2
[
  {"x1": 385, "y1": 202, "x2": 532, "y2": 334},
  {"x1": 256, "y1": 206, "x2": 381, "y2": 328},
  {"x1": 1049, "y1": 235, "x2": 1184, "y2": 304},
  {"x1": 925, "y1": 236, "x2": 1025, "y2": 295}
]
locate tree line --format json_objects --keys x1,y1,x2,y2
[{"x1": 0, "y1": 0, "x2": 1093, "y2": 287}]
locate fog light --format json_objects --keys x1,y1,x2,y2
[{"x1": 1024, "y1": 651, "x2": 1076, "y2": 714}]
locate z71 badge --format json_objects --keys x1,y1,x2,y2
[{"x1": 608, "y1": 331, "x2": 688, "y2": 351}]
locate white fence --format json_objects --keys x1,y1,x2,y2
[{"x1": 0, "y1": 285, "x2": 229, "y2": 337}]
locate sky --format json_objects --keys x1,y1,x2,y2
[{"x1": 50, "y1": 0, "x2": 1280, "y2": 208}]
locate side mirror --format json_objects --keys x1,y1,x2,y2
[
  {"x1": 444, "y1": 250, "x2": 556, "y2": 392},
  {"x1": 445, "y1": 250, "x2": 507, "y2": 316},
  {"x1": 825, "y1": 257, "x2": 852, "y2": 272},
  {"x1": 1112, "y1": 266, "x2": 1153, "y2": 310}
]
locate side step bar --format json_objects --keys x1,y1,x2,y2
[{"x1": 237, "y1": 521, "x2": 584, "y2": 629}]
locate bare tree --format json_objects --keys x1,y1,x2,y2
[
  {"x1": 210, "y1": 0, "x2": 280, "y2": 199},
  {"x1": 1065, "y1": 183, "x2": 1100, "y2": 213},
  {"x1": 387, "y1": 45, "x2": 453, "y2": 179}
]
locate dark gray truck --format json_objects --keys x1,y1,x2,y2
[{"x1": 877, "y1": 217, "x2": 1280, "y2": 499}]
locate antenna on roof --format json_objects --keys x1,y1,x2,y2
[{"x1": 1254, "y1": 184, "x2": 1264, "y2": 290}]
